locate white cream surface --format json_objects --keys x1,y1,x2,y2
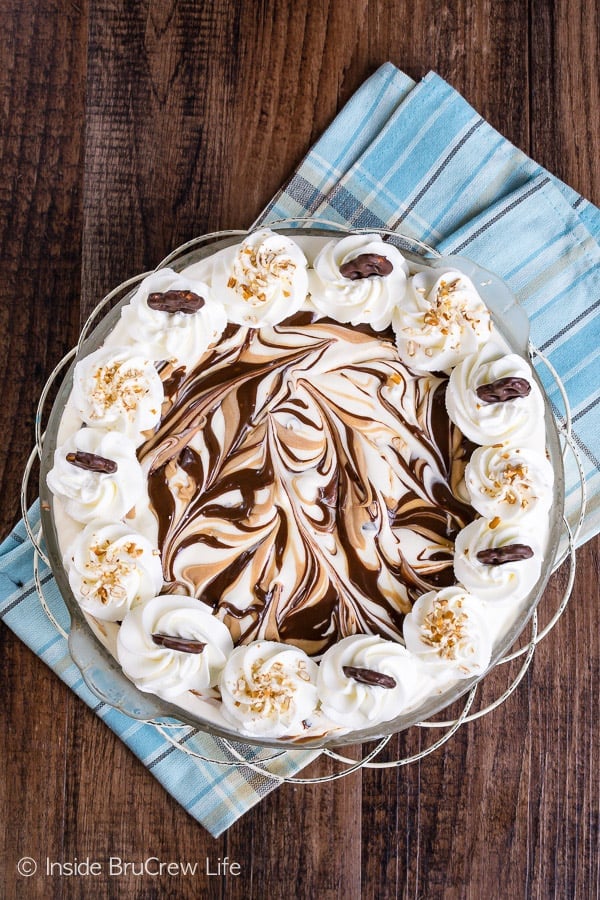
[
  {"x1": 211, "y1": 229, "x2": 310, "y2": 326},
  {"x1": 454, "y1": 518, "x2": 544, "y2": 604},
  {"x1": 116, "y1": 268, "x2": 227, "y2": 368},
  {"x1": 45, "y1": 230, "x2": 556, "y2": 743},
  {"x1": 403, "y1": 586, "x2": 493, "y2": 676},
  {"x1": 308, "y1": 233, "x2": 409, "y2": 329},
  {"x1": 47, "y1": 427, "x2": 145, "y2": 524},
  {"x1": 220, "y1": 641, "x2": 319, "y2": 738},
  {"x1": 317, "y1": 634, "x2": 432, "y2": 728},
  {"x1": 71, "y1": 346, "x2": 164, "y2": 446},
  {"x1": 445, "y1": 345, "x2": 546, "y2": 448},
  {"x1": 392, "y1": 269, "x2": 492, "y2": 372},
  {"x1": 117, "y1": 595, "x2": 234, "y2": 698},
  {"x1": 465, "y1": 444, "x2": 554, "y2": 522},
  {"x1": 65, "y1": 521, "x2": 163, "y2": 621}
]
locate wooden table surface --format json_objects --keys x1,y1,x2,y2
[{"x1": 1, "y1": 1, "x2": 598, "y2": 897}]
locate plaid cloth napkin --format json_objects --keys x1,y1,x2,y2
[
  {"x1": 2, "y1": 63, "x2": 599, "y2": 836},
  {"x1": 260, "y1": 64, "x2": 599, "y2": 543}
]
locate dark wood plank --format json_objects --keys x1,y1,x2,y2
[
  {"x1": 360, "y1": 2, "x2": 534, "y2": 896},
  {"x1": 0, "y1": 3, "x2": 87, "y2": 898},
  {"x1": 72, "y1": 3, "x2": 369, "y2": 898},
  {"x1": 530, "y1": 0, "x2": 600, "y2": 202}
]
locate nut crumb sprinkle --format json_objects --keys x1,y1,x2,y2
[
  {"x1": 483, "y1": 462, "x2": 533, "y2": 508},
  {"x1": 89, "y1": 361, "x2": 148, "y2": 419},
  {"x1": 81, "y1": 539, "x2": 141, "y2": 604},
  {"x1": 232, "y1": 658, "x2": 309, "y2": 715},
  {"x1": 229, "y1": 245, "x2": 297, "y2": 306},
  {"x1": 421, "y1": 597, "x2": 470, "y2": 659},
  {"x1": 420, "y1": 278, "x2": 483, "y2": 335}
]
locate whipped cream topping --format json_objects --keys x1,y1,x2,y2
[
  {"x1": 118, "y1": 268, "x2": 227, "y2": 368},
  {"x1": 403, "y1": 586, "x2": 493, "y2": 676},
  {"x1": 211, "y1": 229, "x2": 309, "y2": 326},
  {"x1": 445, "y1": 345, "x2": 546, "y2": 448},
  {"x1": 219, "y1": 641, "x2": 319, "y2": 737},
  {"x1": 71, "y1": 346, "x2": 164, "y2": 446},
  {"x1": 465, "y1": 444, "x2": 554, "y2": 522},
  {"x1": 308, "y1": 234, "x2": 408, "y2": 330},
  {"x1": 454, "y1": 518, "x2": 543, "y2": 604},
  {"x1": 317, "y1": 634, "x2": 427, "y2": 728},
  {"x1": 392, "y1": 269, "x2": 491, "y2": 372},
  {"x1": 141, "y1": 315, "x2": 471, "y2": 655},
  {"x1": 47, "y1": 427, "x2": 145, "y2": 523},
  {"x1": 117, "y1": 595, "x2": 233, "y2": 698},
  {"x1": 46, "y1": 230, "x2": 556, "y2": 742},
  {"x1": 64, "y1": 522, "x2": 163, "y2": 621}
]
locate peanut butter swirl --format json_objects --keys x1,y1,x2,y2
[{"x1": 137, "y1": 313, "x2": 474, "y2": 656}]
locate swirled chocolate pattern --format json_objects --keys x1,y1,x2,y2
[{"x1": 137, "y1": 313, "x2": 474, "y2": 656}]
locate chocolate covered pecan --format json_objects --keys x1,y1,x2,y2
[
  {"x1": 147, "y1": 290, "x2": 205, "y2": 314},
  {"x1": 65, "y1": 450, "x2": 118, "y2": 474},
  {"x1": 476, "y1": 543, "x2": 534, "y2": 565},
  {"x1": 151, "y1": 633, "x2": 207, "y2": 653},
  {"x1": 476, "y1": 376, "x2": 531, "y2": 404},
  {"x1": 339, "y1": 253, "x2": 393, "y2": 280},
  {"x1": 342, "y1": 665, "x2": 397, "y2": 689}
]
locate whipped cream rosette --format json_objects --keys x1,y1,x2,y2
[
  {"x1": 41, "y1": 227, "x2": 560, "y2": 745},
  {"x1": 317, "y1": 634, "x2": 428, "y2": 729},
  {"x1": 64, "y1": 522, "x2": 163, "y2": 621},
  {"x1": 454, "y1": 518, "x2": 543, "y2": 604},
  {"x1": 392, "y1": 269, "x2": 492, "y2": 372},
  {"x1": 117, "y1": 595, "x2": 233, "y2": 698},
  {"x1": 308, "y1": 233, "x2": 408, "y2": 329},
  {"x1": 117, "y1": 268, "x2": 227, "y2": 368},
  {"x1": 465, "y1": 444, "x2": 554, "y2": 522},
  {"x1": 71, "y1": 346, "x2": 164, "y2": 446},
  {"x1": 47, "y1": 427, "x2": 144, "y2": 523},
  {"x1": 403, "y1": 586, "x2": 493, "y2": 676},
  {"x1": 445, "y1": 344, "x2": 546, "y2": 448},
  {"x1": 211, "y1": 229, "x2": 309, "y2": 326},
  {"x1": 220, "y1": 641, "x2": 319, "y2": 738}
]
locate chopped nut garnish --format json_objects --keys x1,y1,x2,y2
[
  {"x1": 229, "y1": 243, "x2": 297, "y2": 306},
  {"x1": 421, "y1": 597, "x2": 469, "y2": 660},
  {"x1": 88, "y1": 360, "x2": 149, "y2": 419},
  {"x1": 233, "y1": 658, "x2": 305, "y2": 715}
]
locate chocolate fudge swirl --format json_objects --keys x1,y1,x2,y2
[{"x1": 137, "y1": 314, "x2": 474, "y2": 656}]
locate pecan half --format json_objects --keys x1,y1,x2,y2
[
  {"x1": 475, "y1": 376, "x2": 531, "y2": 404},
  {"x1": 342, "y1": 665, "x2": 396, "y2": 689},
  {"x1": 147, "y1": 289, "x2": 205, "y2": 314},
  {"x1": 339, "y1": 253, "x2": 393, "y2": 280},
  {"x1": 151, "y1": 633, "x2": 206, "y2": 653},
  {"x1": 476, "y1": 543, "x2": 534, "y2": 565},
  {"x1": 65, "y1": 451, "x2": 118, "y2": 474}
]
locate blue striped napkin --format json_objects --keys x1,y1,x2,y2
[
  {"x1": 261, "y1": 64, "x2": 599, "y2": 543},
  {"x1": 2, "y1": 63, "x2": 598, "y2": 835},
  {"x1": 0, "y1": 504, "x2": 319, "y2": 837}
]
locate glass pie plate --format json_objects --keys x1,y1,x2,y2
[{"x1": 37, "y1": 220, "x2": 566, "y2": 751}]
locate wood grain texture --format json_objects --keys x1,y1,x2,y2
[{"x1": 1, "y1": 0, "x2": 598, "y2": 897}]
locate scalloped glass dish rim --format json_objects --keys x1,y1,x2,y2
[{"x1": 38, "y1": 220, "x2": 566, "y2": 750}]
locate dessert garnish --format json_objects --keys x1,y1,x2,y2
[
  {"x1": 339, "y1": 253, "x2": 393, "y2": 280},
  {"x1": 66, "y1": 450, "x2": 118, "y2": 474},
  {"x1": 476, "y1": 544, "x2": 534, "y2": 565},
  {"x1": 476, "y1": 376, "x2": 531, "y2": 403},
  {"x1": 47, "y1": 229, "x2": 554, "y2": 740},
  {"x1": 420, "y1": 597, "x2": 468, "y2": 657},
  {"x1": 147, "y1": 290, "x2": 206, "y2": 314},
  {"x1": 151, "y1": 633, "x2": 207, "y2": 653},
  {"x1": 342, "y1": 665, "x2": 397, "y2": 689}
]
